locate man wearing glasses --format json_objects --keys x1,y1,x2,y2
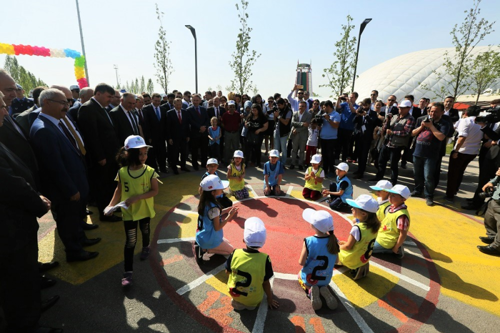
[{"x1": 383, "y1": 95, "x2": 399, "y2": 116}]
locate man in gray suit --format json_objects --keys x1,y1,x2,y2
[{"x1": 289, "y1": 101, "x2": 312, "y2": 170}]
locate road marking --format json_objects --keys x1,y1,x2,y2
[
  {"x1": 370, "y1": 261, "x2": 430, "y2": 291},
  {"x1": 176, "y1": 263, "x2": 226, "y2": 296},
  {"x1": 173, "y1": 208, "x2": 197, "y2": 215},
  {"x1": 157, "y1": 237, "x2": 195, "y2": 244},
  {"x1": 247, "y1": 184, "x2": 258, "y2": 198},
  {"x1": 286, "y1": 186, "x2": 294, "y2": 195},
  {"x1": 329, "y1": 280, "x2": 374, "y2": 333},
  {"x1": 252, "y1": 276, "x2": 274, "y2": 333}
]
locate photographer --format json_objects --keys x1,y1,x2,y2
[
  {"x1": 273, "y1": 98, "x2": 292, "y2": 165},
  {"x1": 477, "y1": 167, "x2": 500, "y2": 256},
  {"x1": 411, "y1": 102, "x2": 450, "y2": 206},
  {"x1": 319, "y1": 100, "x2": 341, "y2": 178},
  {"x1": 335, "y1": 92, "x2": 358, "y2": 162}
]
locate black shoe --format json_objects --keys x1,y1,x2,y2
[
  {"x1": 39, "y1": 261, "x2": 59, "y2": 273},
  {"x1": 82, "y1": 223, "x2": 99, "y2": 230},
  {"x1": 35, "y1": 326, "x2": 64, "y2": 333},
  {"x1": 444, "y1": 196, "x2": 454, "y2": 202},
  {"x1": 461, "y1": 203, "x2": 480, "y2": 210},
  {"x1": 401, "y1": 164, "x2": 407, "y2": 169},
  {"x1": 81, "y1": 238, "x2": 101, "y2": 247},
  {"x1": 478, "y1": 245, "x2": 500, "y2": 256},
  {"x1": 289, "y1": 164, "x2": 295, "y2": 169},
  {"x1": 411, "y1": 191, "x2": 423, "y2": 198},
  {"x1": 66, "y1": 250, "x2": 99, "y2": 262},
  {"x1": 86, "y1": 208, "x2": 93, "y2": 215},
  {"x1": 41, "y1": 295, "x2": 60, "y2": 313},
  {"x1": 100, "y1": 215, "x2": 122, "y2": 222},
  {"x1": 173, "y1": 168, "x2": 179, "y2": 175},
  {"x1": 41, "y1": 275, "x2": 57, "y2": 289},
  {"x1": 298, "y1": 165, "x2": 304, "y2": 171},
  {"x1": 426, "y1": 198, "x2": 434, "y2": 206},
  {"x1": 193, "y1": 242, "x2": 205, "y2": 265},
  {"x1": 180, "y1": 167, "x2": 191, "y2": 172},
  {"x1": 479, "y1": 236, "x2": 495, "y2": 244}
]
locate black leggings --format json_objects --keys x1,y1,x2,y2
[{"x1": 124, "y1": 217, "x2": 151, "y2": 272}]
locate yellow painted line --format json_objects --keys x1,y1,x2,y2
[
  {"x1": 206, "y1": 270, "x2": 231, "y2": 297},
  {"x1": 177, "y1": 212, "x2": 198, "y2": 238},
  {"x1": 408, "y1": 198, "x2": 500, "y2": 315}
]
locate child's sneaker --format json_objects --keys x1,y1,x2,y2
[
  {"x1": 140, "y1": 246, "x2": 150, "y2": 261},
  {"x1": 352, "y1": 263, "x2": 370, "y2": 281},
  {"x1": 320, "y1": 286, "x2": 338, "y2": 310},
  {"x1": 121, "y1": 272, "x2": 133, "y2": 287},
  {"x1": 396, "y1": 245, "x2": 405, "y2": 259},
  {"x1": 310, "y1": 285, "x2": 322, "y2": 310},
  {"x1": 193, "y1": 241, "x2": 204, "y2": 264}
]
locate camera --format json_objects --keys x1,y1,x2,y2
[
  {"x1": 475, "y1": 105, "x2": 500, "y2": 125},
  {"x1": 423, "y1": 115, "x2": 431, "y2": 123},
  {"x1": 479, "y1": 186, "x2": 496, "y2": 199},
  {"x1": 313, "y1": 111, "x2": 325, "y2": 125}
]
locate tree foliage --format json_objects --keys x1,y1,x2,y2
[
  {"x1": 321, "y1": 15, "x2": 357, "y2": 97},
  {"x1": 153, "y1": 3, "x2": 173, "y2": 94},
  {"x1": 469, "y1": 50, "x2": 500, "y2": 105},
  {"x1": 4, "y1": 55, "x2": 47, "y2": 93},
  {"x1": 228, "y1": 0, "x2": 260, "y2": 95},
  {"x1": 147, "y1": 78, "x2": 154, "y2": 95},
  {"x1": 123, "y1": 76, "x2": 154, "y2": 94}
]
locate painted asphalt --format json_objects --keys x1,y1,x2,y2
[{"x1": 35, "y1": 159, "x2": 500, "y2": 332}]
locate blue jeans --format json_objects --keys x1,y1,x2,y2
[
  {"x1": 413, "y1": 155, "x2": 438, "y2": 199},
  {"x1": 274, "y1": 133, "x2": 289, "y2": 165},
  {"x1": 372, "y1": 240, "x2": 393, "y2": 254}
]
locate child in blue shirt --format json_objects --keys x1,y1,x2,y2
[
  {"x1": 263, "y1": 149, "x2": 285, "y2": 196},
  {"x1": 322, "y1": 162, "x2": 353, "y2": 211},
  {"x1": 208, "y1": 117, "x2": 221, "y2": 160}
]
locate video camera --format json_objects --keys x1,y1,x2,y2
[
  {"x1": 479, "y1": 186, "x2": 496, "y2": 200},
  {"x1": 475, "y1": 105, "x2": 500, "y2": 125}
]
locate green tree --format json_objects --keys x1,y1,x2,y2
[
  {"x1": 140, "y1": 76, "x2": 146, "y2": 93},
  {"x1": 469, "y1": 50, "x2": 500, "y2": 105},
  {"x1": 228, "y1": 0, "x2": 261, "y2": 95},
  {"x1": 147, "y1": 78, "x2": 154, "y2": 95},
  {"x1": 154, "y1": 3, "x2": 173, "y2": 94},
  {"x1": 423, "y1": 0, "x2": 495, "y2": 100},
  {"x1": 321, "y1": 15, "x2": 357, "y2": 97},
  {"x1": 4, "y1": 55, "x2": 47, "y2": 93}
]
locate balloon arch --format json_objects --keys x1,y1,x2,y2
[{"x1": 0, "y1": 42, "x2": 88, "y2": 89}]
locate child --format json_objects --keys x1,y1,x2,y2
[
  {"x1": 227, "y1": 150, "x2": 249, "y2": 200},
  {"x1": 305, "y1": 120, "x2": 320, "y2": 167},
  {"x1": 263, "y1": 149, "x2": 285, "y2": 196},
  {"x1": 322, "y1": 162, "x2": 353, "y2": 211},
  {"x1": 369, "y1": 180, "x2": 393, "y2": 222},
  {"x1": 338, "y1": 194, "x2": 380, "y2": 280},
  {"x1": 373, "y1": 185, "x2": 411, "y2": 259},
  {"x1": 299, "y1": 209, "x2": 339, "y2": 310},
  {"x1": 208, "y1": 117, "x2": 221, "y2": 160},
  {"x1": 106, "y1": 135, "x2": 160, "y2": 287},
  {"x1": 200, "y1": 158, "x2": 233, "y2": 210},
  {"x1": 226, "y1": 217, "x2": 279, "y2": 310},
  {"x1": 194, "y1": 175, "x2": 238, "y2": 263},
  {"x1": 303, "y1": 154, "x2": 324, "y2": 201}
]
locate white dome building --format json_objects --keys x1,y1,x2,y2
[{"x1": 354, "y1": 46, "x2": 500, "y2": 102}]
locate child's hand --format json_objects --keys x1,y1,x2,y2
[
  {"x1": 104, "y1": 206, "x2": 113, "y2": 216},
  {"x1": 338, "y1": 240, "x2": 346, "y2": 245},
  {"x1": 125, "y1": 197, "x2": 138, "y2": 207},
  {"x1": 227, "y1": 207, "x2": 239, "y2": 220},
  {"x1": 268, "y1": 298, "x2": 279, "y2": 309},
  {"x1": 322, "y1": 189, "x2": 330, "y2": 196}
]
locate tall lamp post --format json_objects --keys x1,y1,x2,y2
[
  {"x1": 75, "y1": 0, "x2": 90, "y2": 85},
  {"x1": 185, "y1": 25, "x2": 198, "y2": 94},
  {"x1": 351, "y1": 18, "x2": 372, "y2": 92}
]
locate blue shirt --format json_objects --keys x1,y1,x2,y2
[
  {"x1": 319, "y1": 111, "x2": 341, "y2": 140},
  {"x1": 208, "y1": 126, "x2": 221, "y2": 145},
  {"x1": 300, "y1": 236, "x2": 337, "y2": 287},
  {"x1": 338, "y1": 102, "x2": 358, "y2": 131},
  {"x1": 263, "y1": 161, "x2": 284, "y2": 188},
  {"x1": 196, "y1": 202, "x2": 223, "y2": 249}
]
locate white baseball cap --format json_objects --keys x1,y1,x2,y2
[
  {"x1": 302, "y1": 208, "x2": 334, "y2": 234},
  {"x1": 200, "y1": 175, "x2": 229, "y2": 192},
  {"x1": 206, "y1": 158, "x2": 218, "y2": 165},
  {"x1": 370, "y1": 180, "x2": 393, "y2": 192},
  {"x1": 335, "y1": 162, "x2": 349, "y2": 172},
  {"x1": 233, "y1": 150, "x2": 244, "y2": 158},
  {"x1": 124, "y1": 135, "x2": 152, "y2": 150},
  {"x1": 399, "y1": 100, "x2": 412, "y2": 108},
  {"x1": 346, "y1": 194, "x2": 379, "y2": 213},
  {"x1": 228, "y1": 100, "x2": 236, "y2": 106},
  {"x1": 269, "y1": 149, "x2": 280, "y2": 157},
  {"x1": 310, "y1": 154, "x2": 322, "y2": 164},
  {"x1": 386, "y1": 184, "x2": 411, "y2": 200},
  {"x1": 69, "y1": 85, "x2": 80, "y2": 91},
  {"x1": 244, "y1": 217, "x2": 267, "y2": 248}
]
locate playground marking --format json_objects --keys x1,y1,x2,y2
[
  {"x1": 252, "y1": 277, "x2": 274, "y2": 333},
  {"x1": 176, "y1": 264, "x2": 225, "y2": 296},
  {"x1": 370, "y1": 261, "x2": 430, "y2": 291},
  {"x1": 157, "y1": 237, "x2": 195, "y2": 244}
]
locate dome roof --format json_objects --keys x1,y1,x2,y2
[{"x1": 355, "y1": 46, "x2": 500, "y2": 102}]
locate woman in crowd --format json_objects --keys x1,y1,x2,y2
[{"x1": 245, "y1": 103, "x2": 268, "y2": 167}]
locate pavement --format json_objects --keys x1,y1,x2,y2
[{"x1": 21, "y1": 154, "x2": 500, "y2": 332}]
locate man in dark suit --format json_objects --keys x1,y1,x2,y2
[
  {"x1": 67, "y1": 87, "x2": 93, "y2": 124},
  {"x1": 31, "y1": 88, "x2": 99, "y2": 262},
  {"x1": 444, "y1": 96, "x2": 460, "y2": 123},
  {"x1": 166, "y1": 98, "x2": 190, "y2": 174},
  {"x1": 186, "y1": 94, "x2": 210, "y2": 170},
  {"x1": 143, "y1": 93, "x2": 167, "y2": 172},
  {"x1": 77, "y1": 83, "x2": 121, "y2": 222},
  {"x1": 105, "y1": 89, "x2": 120, "y2": 113},
  {"x1": 110, "y1": 92, "x2": 140, "y2": 144},
  {"x1": 15, "y1": 86, "x2": 45, "y2": 133},
  {"x1": 383, "y1": 95, "x2": 399, "y2": 116}
]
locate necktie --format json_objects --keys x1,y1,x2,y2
[
  {"x1": 156, "y1": 107, "x2": 161, "y2": 120},
  {"x1": 59, "y1": 120, "x2": 80, "y2": 154},
  {"x1": 215, "y1": 107, "x2": 219, "y2": 118},
  {"x1": 196, "y1": 107, "x2": 200, "y2": 117},
  {"x1": 103, "y1": 108, "x2": 113, "y2": 125},
  {"x1": 127, "y1": 111, "x2": 138, "y2": 134},
  {"x1": 178, "y1": 110, "x2": 182, "y2": 124},
  {"x1": 61, "y1": 117, "x2": 86, "y2": 155}
]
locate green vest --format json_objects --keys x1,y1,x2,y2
[
  {"x1": 376, "y1": 201, "x2": 391, "y2": 223},
  {"x1": 228, "y1": 163, "x2": 245, "y2": 191},
  {"x1": 338, "y1": 222, "x2": 377, "y2": 270},
  {"x1": 304, "y1": 167, "x2": 323, "y2": 192},
  {"x1": 119, "y1": 165, "x2": 156, "y2": 221},
  {"x1": 376, "y1": 207, "x2": 410, "y2": 249},
  {"x1": 227, "y1": 249, "x2": 268, "y2": 307}
]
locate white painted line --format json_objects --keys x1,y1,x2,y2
[
  {"x1": 274, "y1": 272, "x2": 297, "y2": 280},
  {"x1": 157, "y1": 237, "x2": 195, "y2": 244},
  {"x1": 173, "y1": 208, "x2": 197, "y2": 215},
  {"x1": 252, "y1": 277, "x2": 274, "y2": 333},
  {"x1": 329, "y1": 280, "x2": 374, "y2": 333},
  {"x1": 247, "y1": 185, "x2": 258, "y2": 198},
  {"x1": 370, "y1": 261, "x2": 430, "y2": 291},
  {"x1": 176, "y1": 263, "x2": 225, "y2": 296},
  {"x1": 286, "y1": 186, "x2": 294, "y2": 195}
]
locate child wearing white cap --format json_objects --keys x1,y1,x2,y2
[
  {"x1": 338, "y1": 194, "x2": 381, "y2": 280},
  {"x1": 227, "y1": 150, "x2": 249, "y2": 200},
  {"x1": 105, "y1": 135, "x2": 159, "y2": 287},
  {"x1": 194, "y1": 175, "x2": 239, "y2": 263},
  {"x1": 373, "y1": 185, "x2": 411, "y2": 259},
  {"x1": 263, "y1": 149, "x2": 285, "y2": 196},
  {"x1": 369, "y1": 180, "x2": 393, "y2": 222},
  {"x1": 322, "y1": 162, "x2": 353, "y2": 211},
  {"x1": 199, "y1": 158, "x2": 233, "y2": 210},
  {"x1": 226, "y1": 217, "x2": 279, "y2": 310},
  {"x1": 299, "y1": 209, "x2": 339, "y2": 310},
  {"x1": 303, "y1": 154, "x2": 325, "y2": 201}
]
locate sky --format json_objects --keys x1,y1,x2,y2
[{"x1": 1, "y1": 0, "x2": 499, "y2": 100}]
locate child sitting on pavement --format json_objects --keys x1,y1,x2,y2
[
  {"x1": 303, "y1": 154, "x2": 325, "y2": 201},
  {"x1": 369, "y1": 180, "x2": 393, "y2": 222},
  {"x1": 199, "y1": 158, "x2": 233, "y2": 211},
  {"x1": 322, "y1": 162, "x2": 353, "y2": 211},
  {"x1": 263, "y1": 149, "x2": 285, "y2": 196}
]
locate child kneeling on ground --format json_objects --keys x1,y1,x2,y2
[
  {"x1": 226, "y1": 217, "x2": 279, "y2": 310},
  {"x1": 369, "y1": 180, "x2": 393, "y2": 222},
  {"x1": 303, "y1": 154, "x2": 324, "y2": 200},
  {"x1": 263, "y1": 149, "x2": 285, "y2": 196},
  {"x1": 322, "y1": 162, "x2": 353, "y2": 211}
]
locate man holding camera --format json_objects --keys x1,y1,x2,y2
[
  {"x1": 411, "y1": 102, "x2": 450, "y2": 206},
  {"x1": 478, "y1": 167, "x2": 500, "y2": 256},
  {"x1": 273, "y1": 98, "x2": 292, "y2": 165}
]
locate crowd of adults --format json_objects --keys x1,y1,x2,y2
[{"x1": 1, "y1": 66, "x2": 500, "y2": 332}]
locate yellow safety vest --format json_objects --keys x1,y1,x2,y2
[
  {"x1": 118, "y1": 165, "x2": 156, "y2": 221},
  {"x1": 304, "y1": 167, "x2": 323, "y2": 192},
  {"x1": 228, "y1": 163, "x2": 245, "y2": 191},
  {"x1": 376, "y1": 201, "x2": 391, "y2": 223},
  {"x1": 376, "y1": 207, "x2": 410, "y2": 250},
  {"x1": 338, "y1": 222, "x2": 377, "y2": 269}
]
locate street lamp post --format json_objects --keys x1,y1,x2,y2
[
  {"x1": 185, "y1": 25, "x2": 198, "y2": 94},
  {"x1": 75, "y1": 0, "x2": 90, "y2": 85},
  {"x1": 351, "y1": 18, "x2": 372, "y2": 92}
]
